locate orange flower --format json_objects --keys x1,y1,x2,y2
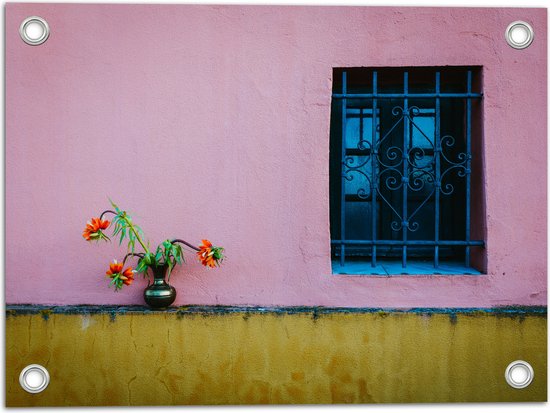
[
  {"x1": 83, "y1": 217, "x2": 110, "y2": 241},
  {"x1": 197, "y1": 239, "x2": 224, "y2": 268},
  {"x1": 106, "y1": 259, "x2": 124, "y2": 277},
  {"x1": 105, "y1": 260, "x2": 135, "y2": 290},
  {"x1": 120, "y1": 267, "x2": 135, "y2": 286}
]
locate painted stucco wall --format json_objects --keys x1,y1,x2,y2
[
  {"x1": 6, "y1": 4, "x2": 547, "y2": 307},
  {"x1": 6, "y1": 309, "x2": 547, "y2": 406}
]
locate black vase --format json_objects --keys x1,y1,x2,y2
[{"x1": 143, "y1": 265, "x2": 176, "y2": 309}]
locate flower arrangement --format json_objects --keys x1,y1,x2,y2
[{"x1": 83, "y1": 200, "x2": 225, "y2": 291}]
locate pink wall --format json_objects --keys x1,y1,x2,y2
[{"x1": 6, "y1": 4, "x2": 547, "y2": 307}]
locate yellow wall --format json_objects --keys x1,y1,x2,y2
[{"x1": 6, "y1": 309, "x2": 547, "y2": 406}]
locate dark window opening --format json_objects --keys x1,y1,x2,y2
[{"x1": 329, "y1": 67, "x2": 485, "y2": 275}]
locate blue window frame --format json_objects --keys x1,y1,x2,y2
[{"x1": 329, "y1": 67, "x2": 485, "y2": 274}]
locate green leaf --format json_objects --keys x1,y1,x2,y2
[
  {"x1": 166, "y1": 262, "x2": 174, "y2": 281},
  {"x1": 145, "y1": 253, "x2": 153, "y2": 265},
  {"x1": 113, "y1": 222, "x2": 121, "y2": 236},
  {"x1": 137, "y1": 263, "x2": 147, "y2": 273},
  {"x1": 108, "y1": 198, "x2": 120, "y2": 213}
]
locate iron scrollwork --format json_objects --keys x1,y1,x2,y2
[{"x1": 342, "y1": 104, "x2": 468, "y2": 235}]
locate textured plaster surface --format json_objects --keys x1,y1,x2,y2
[
  {"x1": 6, "y1": 4, "x2": 547, "y2": 307},
  {"x1": 6, "y1": 311, "x2": 547, "y2": 405}
]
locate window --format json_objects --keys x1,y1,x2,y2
[{"x1": 329, "y1": 67, "x2": 484, "y2": 275}]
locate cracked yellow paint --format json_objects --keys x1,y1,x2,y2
[{"x1": 6, "y1": 312, "x2": 547, "y2": 406}]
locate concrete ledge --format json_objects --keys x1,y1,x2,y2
[{"x1": 6, "y1": 304, "x2": 548, "y2": 316}]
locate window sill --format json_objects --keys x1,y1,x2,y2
[{"x1": 332, "y1": 260, "x2": 482, "y2": 276}]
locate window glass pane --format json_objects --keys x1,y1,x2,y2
[
  {"x1": 345, "y1": 116, "x2": 360, "y2": 149},
  {"x1": 407, "y1": 198, "x2": 435, "y2": 242},
  {"x1": 411, "y1": 112, "x2": 434, "y2": 149},
  {"x1": 345, "y1": 202, "x2": 373, "y2": 240},
  {"x1": 345, "y1": 109, "x2": 377, "y2": 150}
]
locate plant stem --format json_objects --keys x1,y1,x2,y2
[
  {"x1": 122, "y1": 252, "x2": 145, "y2": 265},
  {"x1": 171, "y1": 239, "x2": 200, "y2": 251},
  {"x1": 121, "y1": 213, "x2": 150, "y2": 254},
  {"x1": 99, "y1": 210, "x2": 117, "y2": 220}
]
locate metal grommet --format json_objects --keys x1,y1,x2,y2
[
  {"x1": 19, "y1": 16, "x2": 50, "y2": 46},
  {"x1": 19, "y1": 364, "x2": 50, "y2": 393},
  {"x1": 505, "y1": 360, "x2": 534, "y2": 389},
  {"x1": 505, "y1": 21, "x2": 534, "y2": 49}
]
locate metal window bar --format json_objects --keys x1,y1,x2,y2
[
  {"x1": 339, "y1": 72, "x2": 348, "y2": 267},
  {"x1": 465, "y1": 70, "x2": 472, "y2": 268},
  {"x1": 334, "y1": 69, "x2": 484, "y2": 269},
  {"x1": 371, "y1": 72, "x2": 378, "y2": 268},
  {"x1": 402, "y1": 72, "x2": 409, "y2": 268},
  {"x1": 434, "y1": 72, "x2": 441, "y2": 268}
]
